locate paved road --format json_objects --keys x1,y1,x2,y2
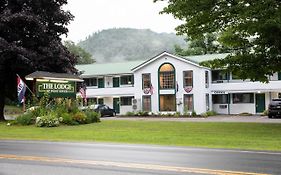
[{"x1": 0, "y1": 140, "x2": 280, "y2": 175}]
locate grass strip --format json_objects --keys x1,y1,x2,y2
[{"x1": 1, "y1": 120, "x2": 281, "y2": 151}]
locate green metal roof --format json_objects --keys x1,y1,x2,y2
[
  {"x1": 76, "y1": 53, "x2": 229, "y2": 77},
  {"x1": 76, "y1": 60, "x2": 144, "y2": 77},
  {"x1": 183, "y1": 53, "x2": 229, "y2": 64}
]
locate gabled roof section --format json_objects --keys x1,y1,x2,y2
[
  {"x1": 76, "y1": 60, "x2": 144, "y2": 77},
  {"x1": 131, "y1": 51, "x2": 229, "y2": 72},
  {"x1": 131, "y1": 51, "x2": 199, "y2": 72},
  {"x1": 76, "y1": 52, "x2": 229, "y2": 77},
  {"x1": 25, "y1": 71, "x2": 83, "y2": 82}
]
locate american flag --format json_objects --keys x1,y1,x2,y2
[
  {"x1": 17, "y1": 75, "x2": 26, "y2": 104},
  {"x1": 79, "y1": 86, "x2": 87, "y2": 103}
]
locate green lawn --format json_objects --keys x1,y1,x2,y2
[{"x1": 1, "y1": 120, "x2": 281, "y2": 151}]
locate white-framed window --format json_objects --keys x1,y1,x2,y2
[
  {"x1": 213, "y1": 94, "x2": 228, "y2": 104},
  {"x1": 120, "y1": 75, "x2": 134, "y2": 85},
  {"x1": 212, "y1": 70, "x2": 228, "y2": 82},
  {"x1": 233, "y1": 93, "x2": 254, "y2": 103},
  {"x1": 84, "y1": 78, "x2": 97, "y2": 86},
  {"x1": 159, "y1": 63, "x2": 175, "y2": 89},
  {"x1": 120, "y1": 96, "x2": 134, "y2": 106},
  {"x1": 142, "y1": 96, "x2": 151, "y2": 112},
  {"x1": 205, "y1": 71, "x2": 209, "y2": 88},
  {"x1": 183, "y1": 71, "x2": 193, "y2": 87},
  {"x1": 142, "y1": 74, "x2": 151, "y2": 89}
]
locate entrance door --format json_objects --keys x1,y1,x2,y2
[
  {"x1": 113, "y1": 77, "x2": 120, "y2": 87},
  {"x1": 113, "y1": 98, "x2": 120, "y2": 114},
  {"x1": 256, "y1": 94, "x2": 265, "y2": 113},
  {"x1": 98, "y1": 98, "x2": 104, "y2": 105},
  {"x1": 98, "y1": 78, "x2": 104, "y2": 88},
  {"x1": 159, "y1": 94, "x2": 176, "y2": 111}
]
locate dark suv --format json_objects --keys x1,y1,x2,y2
[
  {"x1": 91, "y1": 104, "x2": 116, "y2": 117},
  {"x1": 268, "y1": 99, "x2": 281, "y2": 118}
]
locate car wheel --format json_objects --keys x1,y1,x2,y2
[{"x1": 268, "y1": 115, "x2": 273, "y2": 119}]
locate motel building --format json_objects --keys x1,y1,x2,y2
[{"x1": 76, "y1": 51, "x2": 281, "y2": 115}]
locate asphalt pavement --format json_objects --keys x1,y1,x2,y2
[{"x1": 0, "y1": 140, "x2": 280, "y2": 175}]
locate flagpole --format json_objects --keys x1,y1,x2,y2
[
  {"x1": 16, "y1": 74, "x2": 35, "y2": 96},
  {"x1": 22, "y1": 100, "x2": 26, "y2": 112}
]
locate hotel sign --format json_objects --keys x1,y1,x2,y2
[{"x1": 36, "y1": 81, "x2": 76, "y2": 98}]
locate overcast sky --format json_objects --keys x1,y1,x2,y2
[{"x1": 63, "y1": 0, "x2": 182, "y2": 43}]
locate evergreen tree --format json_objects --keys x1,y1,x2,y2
[{"x1": 64, "y1": 40, "x2": 95, "y2": 64}]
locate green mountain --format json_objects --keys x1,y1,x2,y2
[{"x1": 78, "y1": 28, "x2": 186, "y2": 63}]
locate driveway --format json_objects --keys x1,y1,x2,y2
[{"x1": 103, "y1": 115, "x2": 281, "y2": 123}]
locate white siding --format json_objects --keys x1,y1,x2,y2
[
  {"x1": 134, "y1": 54, "x2": 210, "y2": 114},
  {"x1": 80, "y1": 52, "x2": 281, "y2": 116}
]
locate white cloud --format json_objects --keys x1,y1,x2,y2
[{"x1": 62, "y1": 0, "x2": 182, "y2": 43}]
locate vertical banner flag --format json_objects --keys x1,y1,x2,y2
[
  {"x1": 149, "y1": 84, "x2": 154, "y2": 95},
  {"x1": 79, "y1": 86, "x2": 87, "y2": 103},
  {"x1": 17, "y1": 75, "x2": 27, "y2": 103}
]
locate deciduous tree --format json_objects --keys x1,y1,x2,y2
[
  {"x1": 155, "y1": 0, "x2": 281, "y2": 82},
  {"x1": 0, "y1": 0, "x2": 77, "y2": 120},
  {"x1": 175, "y1": 33, "x2": 230, "y2": 56}
]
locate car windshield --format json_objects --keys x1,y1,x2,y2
[{"x1": 89, "y1": 104, "x2": 100, "y2": 109}]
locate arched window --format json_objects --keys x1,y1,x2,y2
[{"x1": 159, "y1": 63, "x2": 175, "y2": 89}]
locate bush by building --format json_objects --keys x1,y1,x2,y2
[{"x1": 13, "y1": 94, "x2": 100, "y2": 127}]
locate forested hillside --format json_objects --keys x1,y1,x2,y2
[{"x1": 78, "y1": 28, "x2": 186, "y2": 63}]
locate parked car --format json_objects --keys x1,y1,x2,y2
[
  {"x1": 268, "y1": 99, "x2": 281, "y2": 118},
  {"x1": 89, "y1": 104, "x2": 116, "y2": 117}
]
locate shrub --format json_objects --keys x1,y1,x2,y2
[
  {"x1": 206, "y1": 110, "x2": 217, "y2": 116},
  {"x1": 39, "y1": 92, "x2": 50, "y2": 107},
  {"x1": 174, "y1": 112, "x2": 181, "y2": 117},
  {"x1": 31, "y1": 107, "x2": 48, "y2": 118},
  {"x1": 201, "y1": 110, "x2": 217, "y2": 117},
  {"x1": 262, "y1": 110, "x2": 268, "y2": 116},
  {"x1": 136, "y1": 111, "x2": 149, "y2": 116},
  {"x1": 72, "y1": 112, "x2": 87, "y2": 124},
  {"x1": 84, "y1": 111, "x2": 100, "y2": 123},
  {"x1": 53, "y1": 103, "x2": 68, "y2": 116},
  {"x1": 239, "y1": 112, "x2": 253, "y2": 116},
  {"x1": 183, "y1": 107, "x2": 191, "y2": 116},
  {"x1": 191, "y1": 111, "x2": 197, "y2": 117},
  {"x1": 35, "y1": 114, "x2": 61, "y2": 127},
  {"x1": 60, "y1": 112, "x2": 74, "y2": 125},
  {"x1": 125, "y1": 111, "x2": 135, "y2": 116},
  {"x1": 15, "y1": 113, "x2": 35, "y2": 125},
  {"x1": 201, "y1": 113, "x2": 208, "y2": 118}
]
